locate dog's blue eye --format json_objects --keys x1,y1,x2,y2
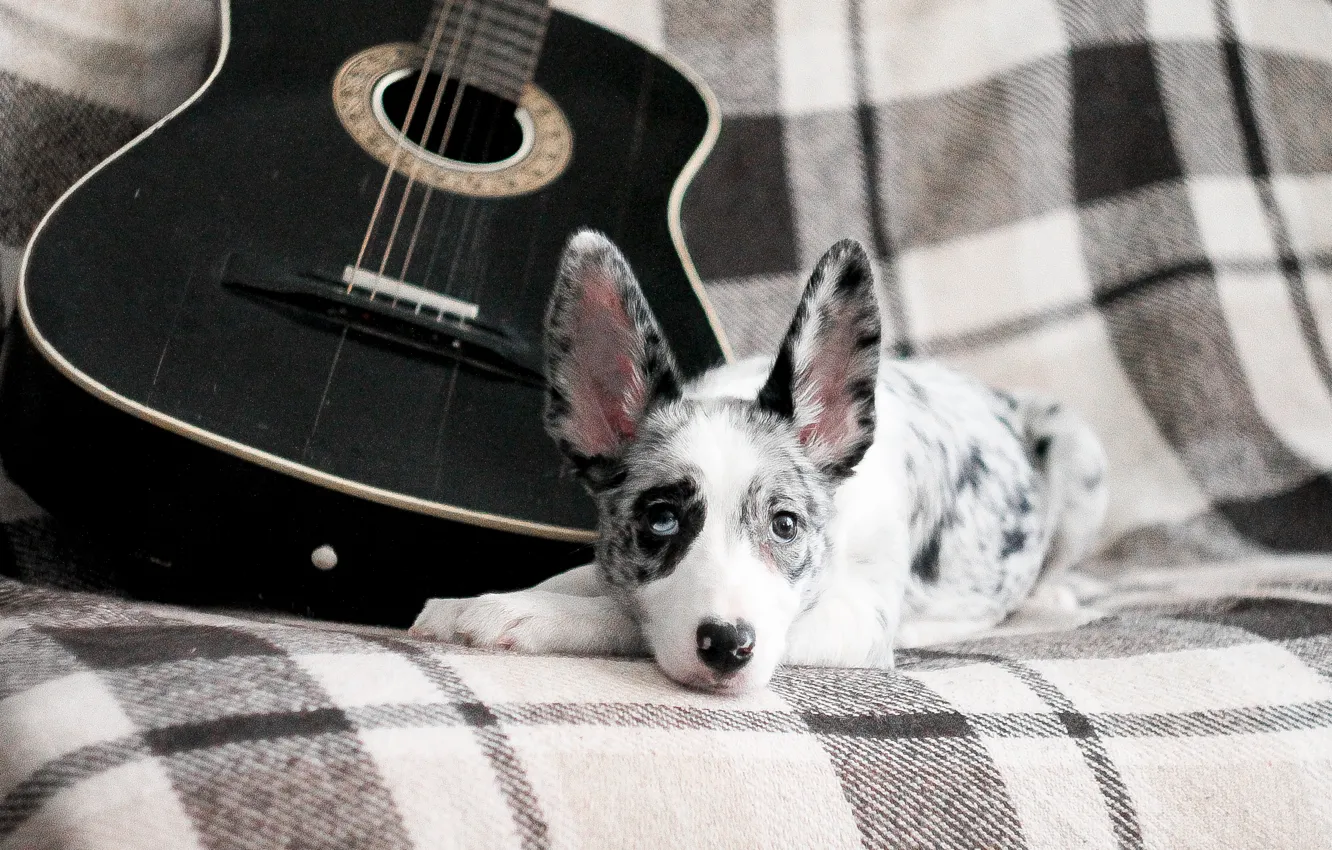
[
  {"x1": 647, "y1": 505, "x2": 680, "y2": 536},
  {"x1": 771, "y1": 512, "x2": 799, "y2": 542}
]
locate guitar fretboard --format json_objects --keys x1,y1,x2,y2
[{"x1": 419, "y1": 0, "x2": 550, "y2": 103}]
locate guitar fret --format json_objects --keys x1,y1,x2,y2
[
  {"x1": 422, "y1": 0, "x2": 548, "y2": 35},
  {"x1": 420, "y1": 0, "x2": 550, "y2": 102},
  {"x1": 454, "y1": 18, "x2": 543, "y2": 61},
  {"x1": 449, "y1": 53, "x2": 538, "y2": 101},
  {"x1": 466, "y1": 64, "x2": 534, "y2": 95},
  {"x1": 456, "y1": 2, "x2": 545, "y2": 39},
  {"x1": 457, "y1": 51, "x2": 526, "y2": 82},
  {"x1": 485, "y1": 0, "x2": 549, "y2": 26},
  {"x1": 460, "y1": 31, "x2": 539, "y2": 68},
  {"x1": 423, "y1": 5, "x2": 545, "y2": 54}
]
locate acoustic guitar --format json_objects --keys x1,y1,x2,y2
[{"x1": 0, "y1": 0, "x2": 730, "y2": 624}]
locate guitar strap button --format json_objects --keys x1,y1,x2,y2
[{"x1": 311, "y1": 545, "x2": 339, "y2": 571}]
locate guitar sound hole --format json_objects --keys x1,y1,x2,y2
[{"x1": 379, "y1": 71, "x2": 524, "y2": 165}]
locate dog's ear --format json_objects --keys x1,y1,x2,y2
[
  {"x1": 544, "y1": 230, "x2": 683, "y2": 489},
  {"x1": 758, "y1": 240, "x2": 880, "y2": 480}
]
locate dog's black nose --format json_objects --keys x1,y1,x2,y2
[{"x1": 696, "y1": 619, "x2": 755, "y2": 675}]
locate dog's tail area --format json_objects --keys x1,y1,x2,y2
[{"x1": 1014, "y1": 394, "x2": 1109, "y2": 603}]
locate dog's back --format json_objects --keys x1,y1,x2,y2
[{"x1": 1007, "y1": 389, "x2": 1109, "y2": 605}]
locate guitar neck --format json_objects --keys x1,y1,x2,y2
[{"x1": 419, "y1": 0, "x2": 551, "y2": 103}]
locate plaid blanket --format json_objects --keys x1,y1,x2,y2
[
  {"x1": 4, "y1": 0, "x2": 1332, "y2": 845},
  {"x1": 3, "y1": 0, "x2": 1331, "y2": 610},
  {"x1": 4, "y1": 575, "x2": 1332, "y2": 849}
]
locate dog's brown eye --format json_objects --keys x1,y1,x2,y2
[
  {"x1": 771, "y1": 512, "x2": 798, "y2": 542},
  {"x1": 647, "y1": 504, "x2": 680, "y2": 536}
]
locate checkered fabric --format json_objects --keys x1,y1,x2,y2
[
  {"x1": 3, "y1": 0, "x2": 1332, "y2": 604},
  {"x1": 5, "y1": 1, "x2": 1332, "y2": 846},
  {"x1": 5, "y1": 576, "x2": 1332, "y2": 849},
  {"x1": 560, "y1": 0, "x2": 1332, "y2": 602}
]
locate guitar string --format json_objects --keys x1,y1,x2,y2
[
  {"x1": 394, "y1": 4, "x2": 503, "y2": 294},
  {"x1": 368, "y1": 0, "x2": 539, "y2": 466},
  {"x1": 426, "y1": 133, "x2": 485, "y2": 496},
  {"x1": 346, "y1": 0, "x2": 454, "y2": 296},
  {"x1": 456, "y1": 2, "x2": 550, "y2": 313},
  {"x1": 375, "y1": 0, "x2": 480, "y2": 304},
  {"x1": 369, "y1": 0, "x2": 540, "y2": 311},
  {"x1": 392, "y1": 0, "x2": 497, "y2": 301},
  {"x1": 397, "y1": 100, "x2": 492, "y2": 305},
  {"x1": 437, "y1": 1, "x2": 518, "y2": 314},
  {"x1": 314, "y1": 6, "x2": 454, "y2": 463},
  {"x1": 313, "y1": 3, "x2": 545, "y2": 491},
  {"x1": 396, "y1": 1, "x2": 547, "y2": 298},
  {"x1": 427, "y1": 7, "x2": 521, "y2": 456},
  {"x1": 356, "y1": 0, "x2": 503, "y2": 470},
  {"x1": 394, "y1": 4, "x2": 543, "y2": 305},
  {"x1": 450, "y1": 1, "x2": 541, "y2": 312},
  {"x1": 314, "y1": 4, "x2": 460, "y2": 469}
]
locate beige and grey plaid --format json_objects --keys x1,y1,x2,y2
[
  {"x1": 4, "y1": 0, "x2": 1332, "y2": 607},
  {"x1": 4, "y1": 0, "x2": 1332, "y2": 845},
  {"x1": 4, "y1": 576, "x2": 1332, "y2": 849}
]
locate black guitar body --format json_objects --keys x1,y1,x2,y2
[{"x1": 0, "y1": 0, "x2": 727, "y2": 625}]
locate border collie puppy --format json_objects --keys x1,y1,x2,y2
[{"x1": 411, "y1": 232, "x2": 1107, "y2": 694}]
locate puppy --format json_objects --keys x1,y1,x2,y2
[{"x1": 411, "y1": 232, "x2": 1107, "y2": 694}]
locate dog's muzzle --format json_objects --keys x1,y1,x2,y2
[{"x1": 696, "y1": 619, "x2": 755, "y2": 675}]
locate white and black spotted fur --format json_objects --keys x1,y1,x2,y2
[{"x1": 412, "y1": 231, "x2": 1108, "y2": 694}]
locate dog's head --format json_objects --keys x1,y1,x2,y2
[{"x1": 543, "y1": 231, "x2": 880, "y2": 693}]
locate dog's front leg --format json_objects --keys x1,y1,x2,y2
[
  {"x1": 781, "y1": 579, "x2": 901, "y2": 669},
  {"x1": 410, "y1": 565, "x2": 644, "y2": 656},
  {"x1": 529, "y1": 561, "x2": 604, "y2": 596}
]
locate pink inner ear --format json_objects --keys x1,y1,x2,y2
[
  {"x1": 564, "y1": 270, "x2": 648, "y2": 456},
  {"x1": 796, "y1": 305, "x2": 860, "y2": 458}
]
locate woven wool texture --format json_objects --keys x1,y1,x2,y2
[
  {"x1": 3, "y1": 0, "x2": 1332, "y2": 847},
  {"x1": 2, "y1": 0, "x2": 1331, "y2": 602},
  {"x1": 4, "y1": 577, "x2": 1332, "y2": 849}
]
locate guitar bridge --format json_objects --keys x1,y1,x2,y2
[
  {"x1": 339, "y1": 266, "x2": 480, "y2": 323},
  {"x1": 218, "y1": 252, "x2": 543, "y2": 385}
]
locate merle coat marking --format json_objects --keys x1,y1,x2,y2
[{"x1": 412, "y1": 232, "x2": 1108, "y2": 694}]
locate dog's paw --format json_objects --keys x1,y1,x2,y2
[
  {"x1": 408, "y1": 597, "x2": 468, "y2": 642},
  {"x1": 409, "y1": 593, "x2": 560, "y2": 652}
]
